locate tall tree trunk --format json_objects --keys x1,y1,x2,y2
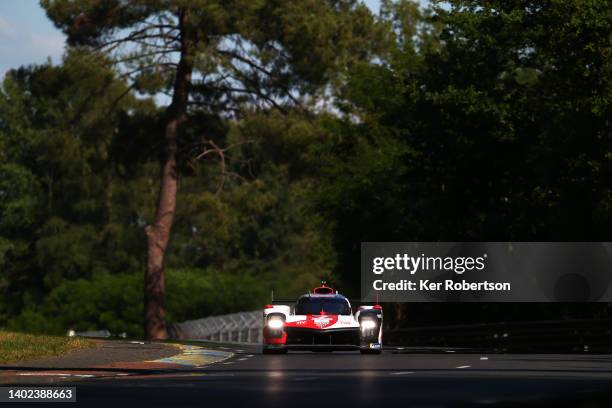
[{"x1": 144, "y1": 9, "x2": 193, "y2": 341}]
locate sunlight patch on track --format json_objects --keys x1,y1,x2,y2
[{"x1": 18, "y1": 373, "x2": 71, "y2": 376}]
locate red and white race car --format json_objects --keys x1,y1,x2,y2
[{"x1": 262, "y1": 283, "x2": 383, "y2": 354}]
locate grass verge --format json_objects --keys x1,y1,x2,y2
[{"x1": 0, "y1": 331, "x2": 93, "y2": 364}]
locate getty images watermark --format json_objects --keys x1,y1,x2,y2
[
  {"x1": 371, "y1": 252, "x2": 507, "y2": 292},
  {"x1": 361, "y1": 242, "x2": 612, "y2": 302}
]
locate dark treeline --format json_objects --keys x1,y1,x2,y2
[{"x1": 0, "y1": 1, "x2": 610, "y2": 337}]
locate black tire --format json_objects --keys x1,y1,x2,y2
[{"x1": 360, "y1": 349, "x2": 382, "y2": 355}]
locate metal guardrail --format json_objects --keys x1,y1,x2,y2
[
  {"x1": 386, "y1": 318, "x2": 612, "y2": 352},
  {"x1": 67, "y1": 329, "x2": 112, "y2": 338},
  {"x1": 169, "y1": 311, "x2": 612, "y2": 352},
  {"x1": 169, "y1": 310, "x2": 263, "y2": 344}
]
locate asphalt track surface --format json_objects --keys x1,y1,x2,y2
[{"x1": 7, "y1": 344, "x2": 612, "y2": 408}]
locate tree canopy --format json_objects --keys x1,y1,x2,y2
[
  {"x1": 40, "y1": 0, "x2": 388, "y2": 339},
  {"x1": 316, "y1": 0, "x2": 611, "y2": 322},
  {"x1": 0, "y1": 0, "x2": 610, "y2": 335}
]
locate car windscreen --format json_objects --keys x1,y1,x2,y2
[{"x1": 295, "y1": 297, "x2": 351, "y2": 315}]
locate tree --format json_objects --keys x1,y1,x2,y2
[
  {"x1": 0, "y1": 50, "x2": 147, "y2": 326},
  {"x1": 42, "y1": 0, "x2": 388, "y2": 339},
  {"x1": 318, "y1": 0, "x2": 611, "y2": 321}
]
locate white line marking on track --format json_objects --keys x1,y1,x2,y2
[
  {"x1": 456, "y1": 365, "x2": 471, "y2": 369},
  {"x1": 480, "y1": 357, "x2": 489, "y2": 360},
  {"x1": 246, "y1": 354, "x2": 254, "y2": 357},
  {"x1": 222, "y1": 362, "x2": 234, "y2": 365},
  {"x1": 237, "y1": 358, "x2": 247, "y2": 361},
  {"x1": 392, "y1": 371, "x2": 415, "y2": 375}
]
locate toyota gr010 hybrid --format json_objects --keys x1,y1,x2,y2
[{"x1": 262, "y1": 284, "x2": 383, "y2": 354}]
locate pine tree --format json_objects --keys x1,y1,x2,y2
[{"x1": 42, "y1": 0, "x2": 388, "y2": 339}]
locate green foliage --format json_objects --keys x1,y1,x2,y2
[
  {"x1": 0, "y1": 50, "x2": 143, "y2": 320},
  {"x1": 318, "y1": 0, "x2": 612, "y2": 295},
  {"x1": 171, "y1": 112, "x2": 336, "y2": 299},
  {"x1": 8, "y1": 269, "x2": 268, "y2": 337},
  {"x1": 0, "y1": 163, "x2": 42, "y2": 232},
  {"x1": 0, "y1": 54, "x2": 335, "y2": 335},
  {"x1": 28, "y1": 0, "x2": 383, "y2": 338},
  {"x1": 2, "y1": 0, "x2": 610, "y2": 334},
  {"x1": 7, "y1": 272, "x2": 143, "y2": 335},
  {"x1": 165, "y1": 268, "x2": 266, "y2": 323},
  {"x1": 42, "y1": 0, "x2": 389, "y2": 113}
]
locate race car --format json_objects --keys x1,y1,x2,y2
[{"x1": 262, "y1": 283, "x2": 383, "y2": 354}]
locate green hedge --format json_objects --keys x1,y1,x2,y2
[{"x1": 6, "y1": 268, "x2": 267, "y2": 338}]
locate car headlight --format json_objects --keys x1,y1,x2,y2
[
  {"x1": 267, "y1": 318, "x2": 284, "y2": 329},
  {"x1": 360, "y1": 319, "x2": 377, "y2": 330}
]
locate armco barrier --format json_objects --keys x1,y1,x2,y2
[
  {"x1": 169, "y1": 311, "x2": 612, "y2": 351},
  {"x1": 169, "y1": 310, "x2": 263, "y2": 344},
  {"x1": 385, "y1": 318, "x2": 612, "y2": 353}
]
